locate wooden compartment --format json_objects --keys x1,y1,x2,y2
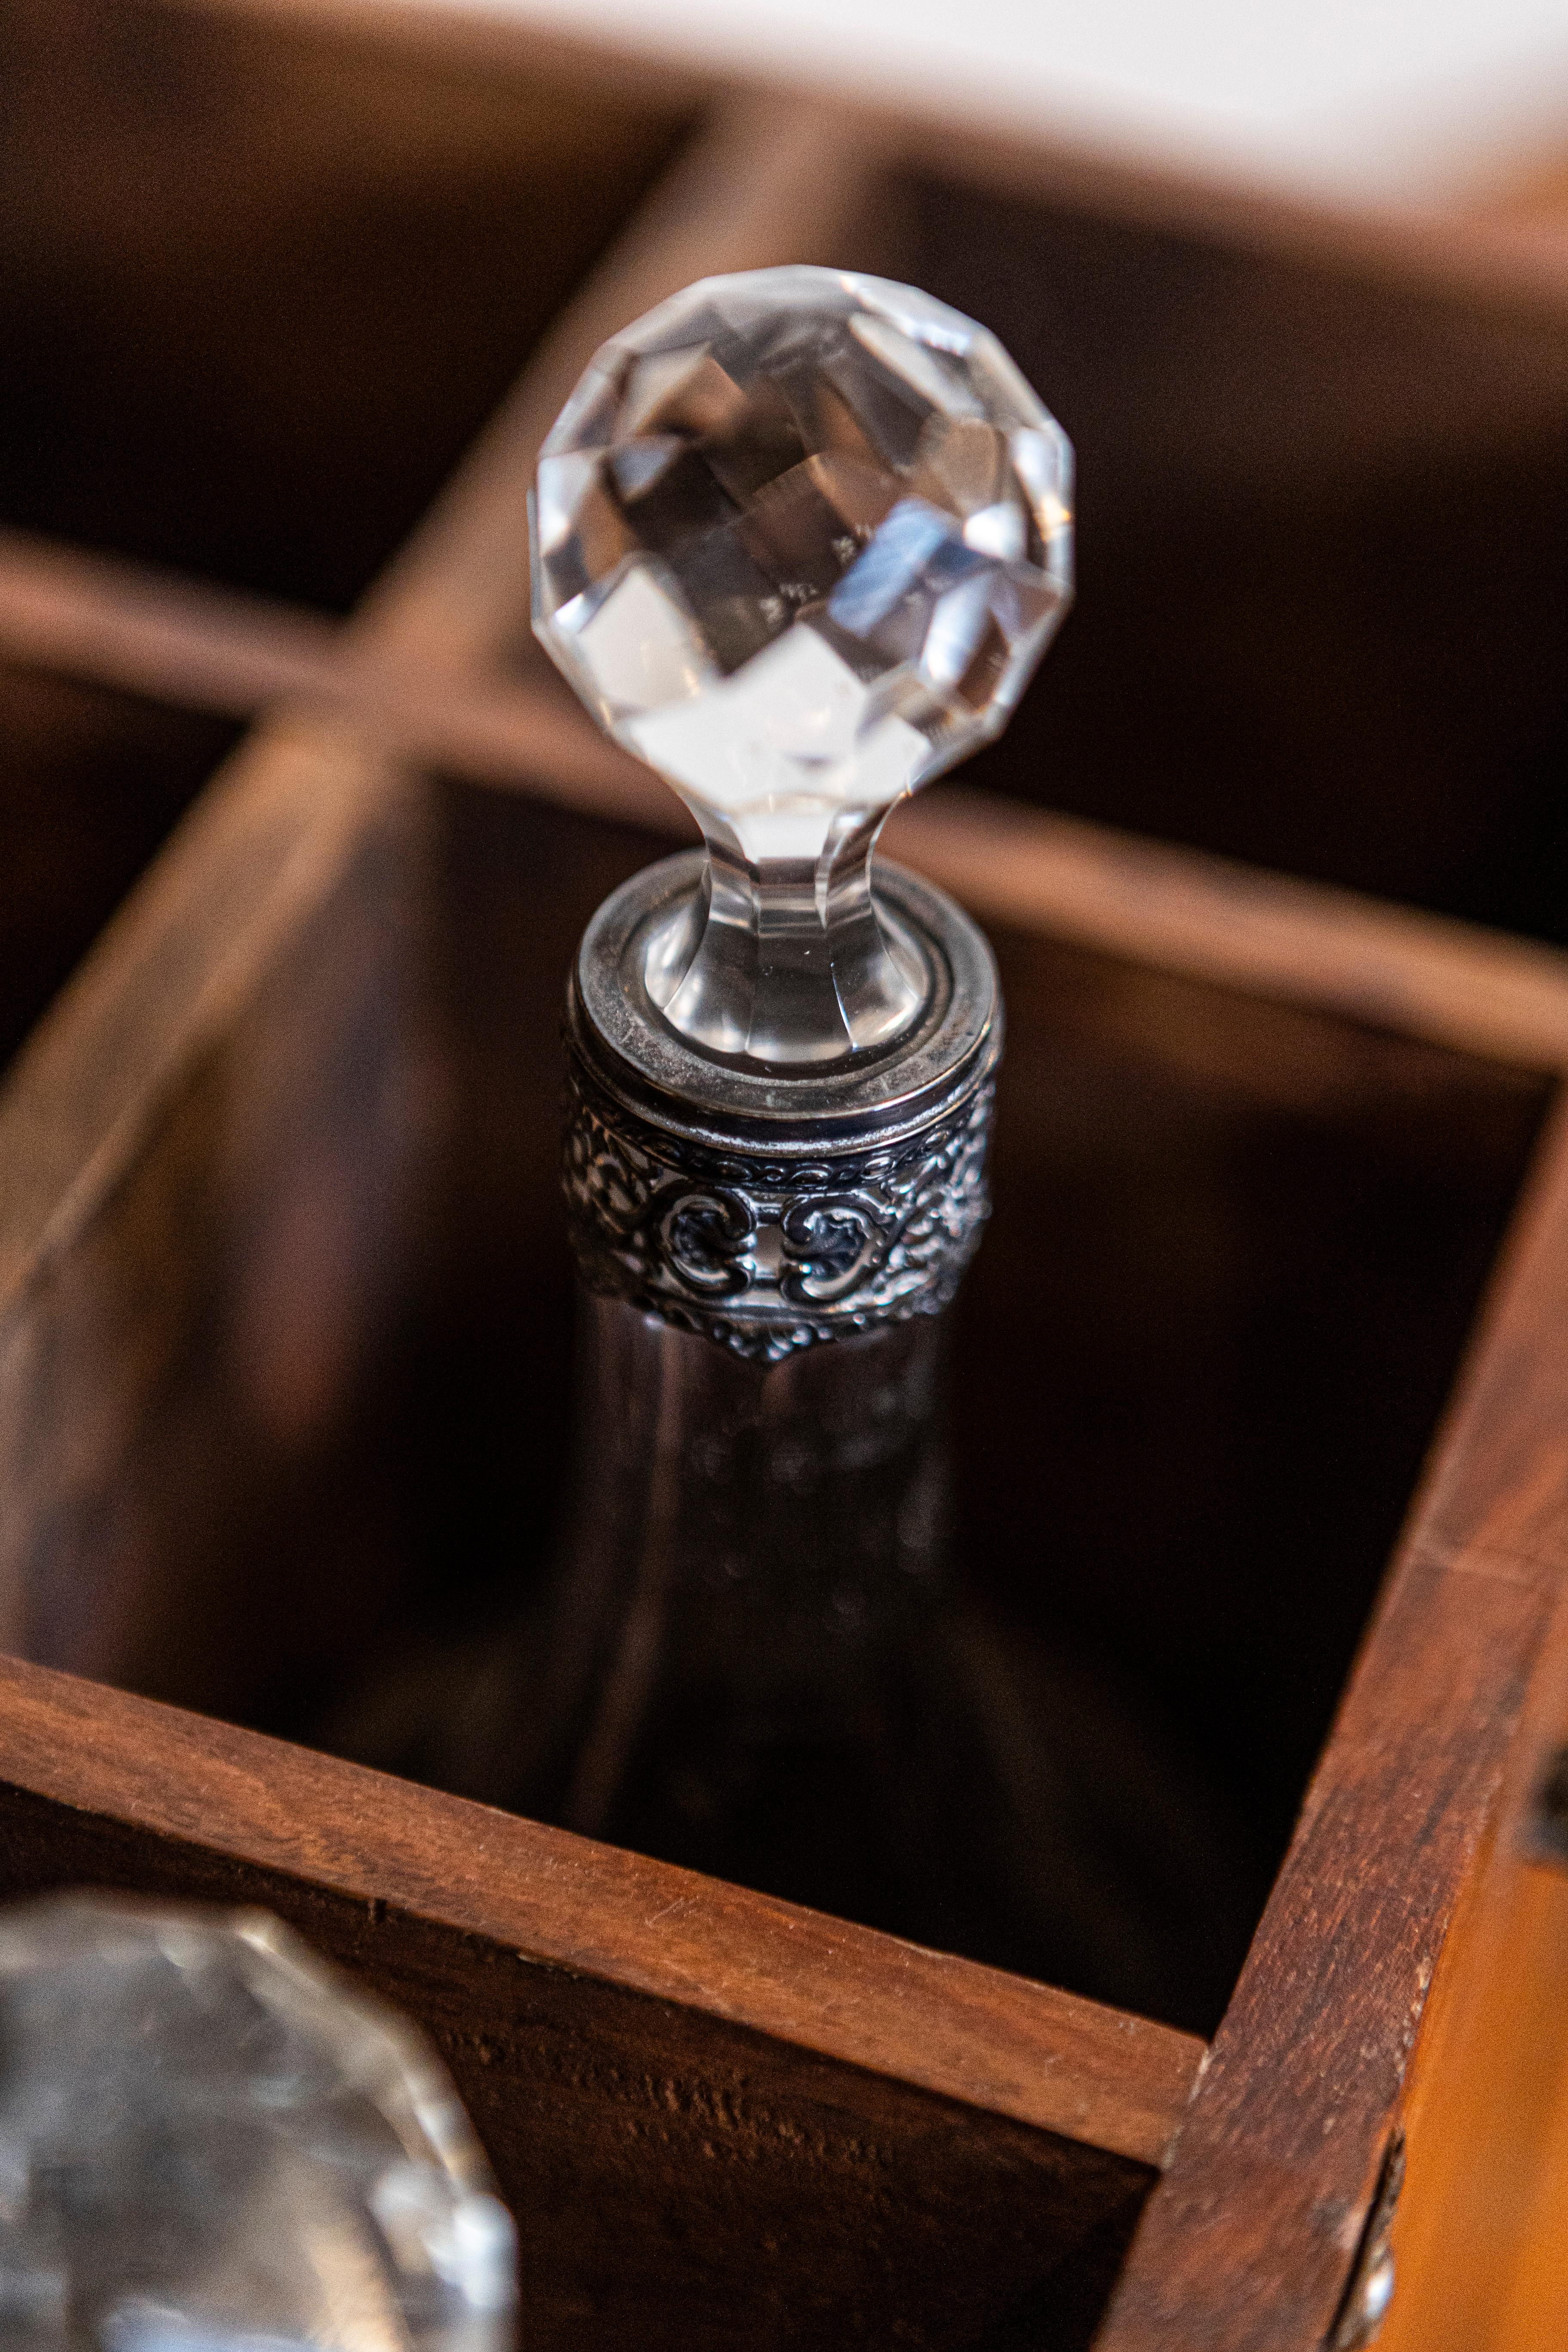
[
  {"x1": 6, "y1": 6, "x2": 1568, "y2": 2347},
  {"x1": 0, "y1": 0, "x2": 689, "y2": 608},
  {"x1": 92, "y1": 777, "x2": 1534, "y2": 2048},
  {"x1": 2, "y1": 725, "x2": 1565, "y2": 2350},
  {"x1": 8, "y1": 765, "x2": 1540, "y2": 2042},
  {"x1": 0, "y1": 744, "x2": 1204, "y2": 2352},
  {"x1": 853, "y1": 169, "x2": 1568, "y2": 944},
  {"x1": 0, "y1": 661, "x2": 239, "y2": 1063}
]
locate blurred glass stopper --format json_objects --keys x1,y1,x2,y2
[
  {"x1": 532, "y1": 266, "x2": 1072, "y2": 1064},
  {"x1": 0, "y1": 1892, "x2": 516, "y2": 2352}
]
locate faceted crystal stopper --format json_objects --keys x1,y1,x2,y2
[
  {"x1": 532, "y1": 266, "x2": 1072, "y2": 1066},
  {"x1": 0, "y1": 1893, "x2": 516, "y2": 2351}
]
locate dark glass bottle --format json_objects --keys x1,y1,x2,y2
[
  {"x1": 510, "y1": 1295, "x2": 1003, "y2": 1950},
  {"x1": 479, "y1": 1277, "x2": 1246, "y2": 2005}
]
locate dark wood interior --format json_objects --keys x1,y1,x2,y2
[
  {"x1": 0, "y1": 0, "x2": 690, "y2": 608},
  {"x1": 0, "y1": 766, "x2": 1543, "y2": 2043},
  {"x1": 897, "y1": 172, "x2": 1568, "y2": 945},
  {"x1": 0, "y1": 660, "x2": 239, "y2": 1065},
  {"x1": 2, "y1": 2, "x2": 1568, "y2": 2344},
  {"x1": 236, "y1": 785, "x2": 1552, "y2": 2038}
]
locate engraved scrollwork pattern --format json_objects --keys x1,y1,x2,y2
[{"x1": 562, "y1": 1054, "x2": 996, "y2": 1360}]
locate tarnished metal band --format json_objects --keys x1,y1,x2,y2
[{"x1": 563, "y1": 853, "x2": 1001, "y2": 1362}]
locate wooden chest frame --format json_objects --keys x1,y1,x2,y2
[{"x1": 3, "y1": 4, "x2": 1568, "y2": 2346}]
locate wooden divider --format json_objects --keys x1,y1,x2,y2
[
  {"x1": 8, "y1": 526, "x2": 1568, "y2": 1078},
  {"x1": 0, "y1": 85, "x2": 878, "y2": 1275},
  {"x1": 1098, "y1": 1095, "x2": 1568, "y2": 2347}
]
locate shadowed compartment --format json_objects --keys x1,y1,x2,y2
[
  {"x1": 0, "y1": 771, "x2": 1542, "y2": 2045},
  {"x1": 894, "y1": 170, "x2": 1568, "y2": 948},
  {"x1": 0, "y1": 0, "x2": 690, "y2": 609},
  {"x1": 0, "y1": 662, "x2": 241, "y2": 1071}
]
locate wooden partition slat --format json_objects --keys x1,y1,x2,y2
[
  {"x1": 1096, "y1": 1090, "x2": 1568, "y2": 2349},
  {"x1": 0, "y1": 720, "x2": 415, "y2": 1295},
  {"x1": 0, "y1": 1650, "x2": 1200, "y2": 2164},
  {"x1": 0, "y1": 527, "x2": 673, "y2": 827},
  {"x1": 0, "y1": 529, "x2": 345, "y2": 720},
  {"x1": 885, "y1": 793, "x2": 1568, "y2": 1076},
  {"x1": 9, "y1": 524, "x2": 1568, "y2": 1083},
  {"x1": 1375, "y1": 1577, "x2": 1568, "y2": 2352}
]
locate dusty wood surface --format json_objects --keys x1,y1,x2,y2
[{"x1": 1095, "y1": 1090, "x2": 1568, "y2": 2349}]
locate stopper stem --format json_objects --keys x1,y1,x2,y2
[{"x1": 646, "y1": 800, "x2": 925, "y2": 1065}]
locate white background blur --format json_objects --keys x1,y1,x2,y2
[{"x1": 399, "y1": 0, "x2": 1568, "y2": 211}]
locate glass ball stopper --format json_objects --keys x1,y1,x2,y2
[
  {"x1": 0, "y1": 1893, "x2": 516, "y2": 2351},
  {"x1": 531, "y1": 265, "x2": 1073, "y2": 1067}
]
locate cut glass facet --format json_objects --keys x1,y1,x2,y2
[
  {"x1": 0, "y1": 1894, "x2": 516, "y2": 2352},
  {"x1": 532, "y1": 267, "x2": 1072, "y2": 1064}
]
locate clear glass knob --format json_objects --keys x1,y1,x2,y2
[
  {"x1": 0, "y1": 1893, "x2": 516, "y2": 2352},
  {"x1": 531, "y1": 266, "x2": 1072, "y2": 1066}
]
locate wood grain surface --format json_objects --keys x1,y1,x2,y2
[
  {"x1": 0, "y1": 1653, "x2": 1188, "y2": 2350},
  {"x1": 9, "y1": 524, "x2": 1568, "y2": 1080},
  {"x1": 1377, "y1": 1577, "x2": 1568, "y2": 2352},
  {"x1": 0, "y1": 1649, "x2": 1200, "y2": 2163},
  {"x1": 1095, "y1": 1090, "x2": 1568, "y2": 2347}
]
